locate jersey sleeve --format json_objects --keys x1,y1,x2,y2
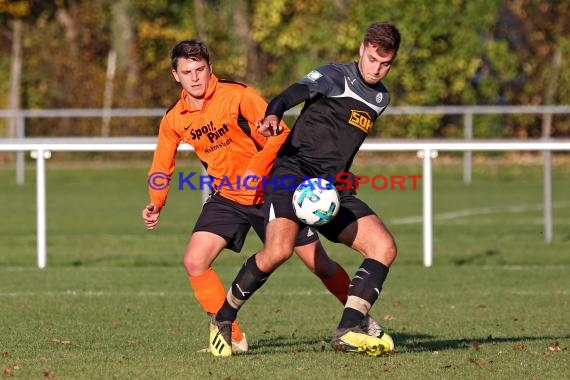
[
  {"x1": 238, "y1": 86, "x2": 290, "y2": 178},
  {"x1": 297, "y1": 64, "x2": 336, "y2": 98},
  {"x1": 147, "y1": 115, "x2": 181, "y2": 208}
]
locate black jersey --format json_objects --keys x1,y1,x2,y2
[{"x1": 273, "y1": 61, "x2": 390, "y2": 180}]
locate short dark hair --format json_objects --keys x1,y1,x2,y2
[
  {"x1": 171, "y1": 39, "x2": 210, "y2": 70},
  {"x1": 363, "y1": 22, "x2": 401, "y2": 57}
]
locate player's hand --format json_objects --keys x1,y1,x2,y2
[
  {"x1": 142, "y1": 203, "x2": 161, "y2": 230},
  {"x1": 242, "y1": 169, "x2": 261, "y2": 189},
  {"x1": 256, "y1": 115, "x2": 283, "y2": 137}
]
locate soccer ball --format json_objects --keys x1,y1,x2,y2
[{"x1": 292, "y1": 178, "x2": 340, "y2": 226}]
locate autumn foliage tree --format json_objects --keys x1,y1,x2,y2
[{"x1": 0, "y1": 0, "x2": 568, "y2": 138}]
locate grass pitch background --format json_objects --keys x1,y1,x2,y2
[{"x1": 1, "y1": 153, "x2": 569, "y2": 379}]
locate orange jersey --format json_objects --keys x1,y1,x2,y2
[{"x1": 148, "y1": 74, "x2": 288, "y2": 208}]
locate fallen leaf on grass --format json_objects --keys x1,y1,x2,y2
[
  {"x1": 442, "y1": 364, "x2": 458, "y2": 369},
  {"x1": 383, "y1": 314, "x2": 396, "y2": 321},
  {"x1": 2, "y1": 352, "x2": 9, "y2": 358},
  {"x1": 43, "y1": 370, "x2": 55, "y2": 379},
  {"x1": 467, "y1": 357, "x2": 484, "y2": 368},
  {"x1": 472, "y1": 341, "x2": 480, "y2": 351},
  {"x1": 51, "y1": 339, "x2": 72, "y2": 345},
  {"x1": 547, "y1": 342, "x2": 561, "y2": 352},
  {"x1": 3, "y1": 364, "x2": 20, "y2": 376},
  {"x1": 381, "y1": 362, "x2": 400, "y2": 372},
  {"x1": 513, "y1": 343, "x2": 526, "y2": 351}
]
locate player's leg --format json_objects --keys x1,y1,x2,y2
[
  {"x1": 293, "y1": 235, "x2": 385, "y2": 337},
  {"x1": 293, "y1": 239, "x2": 350, "y2": 305},
  {"x1": 210, "y1": 216, "x2": 299, "y2": 357},
  {"x1": 186, "y1": 193, "x2": 252, "y2": 353},
  {"x1": 318, "y1": 195, "x2": 396, "y2": 356},
  {"x1": 183, "y1": 231, "x2": 228, "y2": 314},
  {"x1": 331, "y1": 214, "x2": 396, "y2": 355},
  {"x1": 183, "y1": 231, "x2": 226, "y2": 276},
  {"x1": 215, "y1": 175, "x2": 303, "y2": 319},
  {"x1": 337, "y1": 214, "x2": 397, "y2": 323},
  {"x1": 248, "y1": 200, "x2": 344, "y2": 289},
  {"x1": 217, "y1": 216, "x2": 298, "y2": 322}
]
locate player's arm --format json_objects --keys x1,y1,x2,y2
[
  {"x1": 256, "y1": 83, "x2": 310, "y2": 137},
  {"x1": 238, "y1": 86, "x2": 290, "y2": 180},
  {"x1": 143, "y1": 116, "x2": 181, "y2": 229}
]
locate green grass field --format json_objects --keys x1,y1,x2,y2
[{"x1": 1, "y1": 153, "x2": 569, "y2": 379}]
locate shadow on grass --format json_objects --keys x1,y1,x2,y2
[
  {"x1": 453, "y1": 249, "x2": 500, "y2": 266},
  {"x1": 392, "y1": 332, "x2": 570, "y2": 352},
  {"x1": 243, "y1": 332, "x2": 570, "y2": 355},
  {"x1": 243, "y1": 335, "x2": 329, "y2": 355}
]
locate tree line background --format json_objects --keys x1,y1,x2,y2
[{"x1": 1, "y1": 0, "x2": 569, "y2": 139}]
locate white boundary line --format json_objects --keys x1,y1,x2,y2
[{"x1": 391, "y1": 201, "x2": 570, "y2": 225}]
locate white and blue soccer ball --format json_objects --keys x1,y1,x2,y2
[{"x1": 292, "y1": 178, "x2": 340, "y2": 226}]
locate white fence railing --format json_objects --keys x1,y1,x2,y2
[
  {"x1": 1, "y1": 137, "x2": 570, "y2": 269},
  {"x1": 2, "y1": 105, "x2": 570, "y2": 185}
]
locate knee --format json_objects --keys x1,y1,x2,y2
[
  {"x1": 379, "y1": 238, "x2": 398, "y2": 266},
  {"x1": 182, "y1": 253, "x2": 195, "y2": 275},
  {"x1": 271, "y1": 247, "x2": 294, "y2": 267},
  {"x1": 363, "y1": 237, "x2": 397, "y2": 267},
  {"x1": 182, "y1": 251, "x2": 208, "y2": 277},
  {"x1": 257, "y1": 247, "x2": 293, "y2": 272},
  {"x1": 385, "y1": 241, "x2": 398, "y2": 264}
]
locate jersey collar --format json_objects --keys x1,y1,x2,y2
[{"x1": 180, "y1": 73, "x2": 219, "y2": 113}]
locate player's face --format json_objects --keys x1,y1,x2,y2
[
  {"x1": 358, "y1": 42, "x2": 395, "y2": 85},
  {"x1": 172, "y1": 58, "x2": 212, "y2": 100}
]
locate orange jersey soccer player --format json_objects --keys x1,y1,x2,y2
[{"x1": 141, "y1": 39, "x2": 382, "y2": 353}]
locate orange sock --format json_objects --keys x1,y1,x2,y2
[
  {"x1": 188, "y1": 268, "x2": 244, "y2": 341},
  {"x1": 231, "y1": 321, "x2": 244, "y2": 342},
  {"x1": 320, "y1": 263, "x2": 350, "y2": 305}
]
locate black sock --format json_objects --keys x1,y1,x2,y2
[
  {"x1": 216, "y1": 254, "x2": 271, "y2": 322},
  {"x1": 338, "y1": 259, "x2": 389, "y2": 330}
]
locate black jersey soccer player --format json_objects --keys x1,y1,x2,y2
[{"x1": 209, "y1": 22, "x2": 401, "y2": 357}]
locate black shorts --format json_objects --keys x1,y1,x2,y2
[
  {"x1": 193, "y1": 192, "x2": 318, "y2": 252},
  {"x1": 264, "y1": 171, "x2": 376, "y2": 243}
]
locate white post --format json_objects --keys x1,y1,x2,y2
[
  {"x1": 463, "y1": 112, "x2": 473, "y2": 184},
  {"x1": 543, "y1": 151, "x2": 553, "y2": 243},
  {"x1": 420, "y1": 149, "x2": 434, "y2": 267},
  {"x1": 36, "y1": 149, "x2": 47, "y2": 269},
  {"x1": 16, "y1": 115, "x2": 25, "y2": 185}
]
